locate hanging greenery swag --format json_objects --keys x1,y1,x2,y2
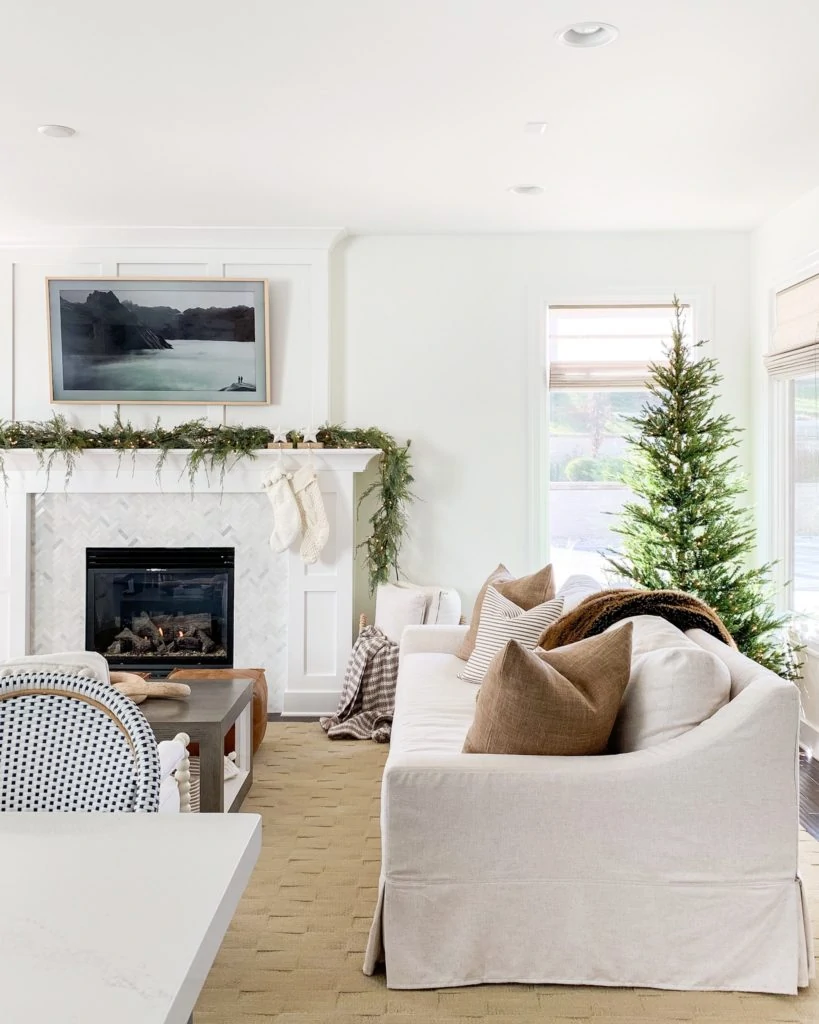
[{"x1": 0, "y1": 414, "x2": 413, "y2": 593}]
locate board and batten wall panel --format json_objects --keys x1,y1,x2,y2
[
  {"x1": 13, "y1": 262, "x2": 104, "y2": 425},
  {"x1": 1, "y1": 231, "x2": 337, "y2": 432},
  {"x1": 0, "y1": 261, "x2": 13, "y2": 422},
  {"x1": 223, "y1": 261, "x2": 313, "y2": 427}
]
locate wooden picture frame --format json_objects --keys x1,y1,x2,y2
[{"x1": 46, "y1": 277, "x2": 270, "y2": 405}]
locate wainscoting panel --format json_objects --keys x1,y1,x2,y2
[{"x1": 303, "y1": 591, "x2": 338, "y2": 678}]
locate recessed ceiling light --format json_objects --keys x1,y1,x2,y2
[
  {"x1": 555, "y1": 22, "x2": 619, "y2": 48},
  {"x1": 38, "y1": 124, "x2": 76, "y2": 138},
  {"x1": 507, "y1": 184, "x2": 544, "y2": 196},
  {"x1": 524, "y1": 122, "x2": 549, "y2": 135}
]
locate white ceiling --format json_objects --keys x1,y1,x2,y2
[{"x1": 3, "y1": 0, "x2": 819, "y2": 235}]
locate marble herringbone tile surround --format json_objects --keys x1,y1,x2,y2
[{"x1": 30, "y1": 492, "x2": 288, "y2": 709}]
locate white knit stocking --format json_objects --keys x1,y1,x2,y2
[
  {"x1": 262, "y1": 467, "x2": 302, "y2": 552},
  {"x1": 292, "y1": 465, "x2": 329, "y2": 564}
]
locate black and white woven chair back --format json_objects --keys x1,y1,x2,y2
[{"x1": 0, "y1": 671, "x2": 161, "y2": 812}]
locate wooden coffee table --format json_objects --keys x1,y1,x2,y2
[{"x1": 140, "y1": 678, "x2": 254, "y2": 813}]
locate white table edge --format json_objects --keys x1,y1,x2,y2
[
  {"x1": 0, "y1": 812, "x2": 263, "y2": 1024},
  {"x1": 167, "y1": 813, "x2": 262, "y2": 1023}
]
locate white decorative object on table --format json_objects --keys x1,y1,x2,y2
[
  {"x1": 271, "y1": 425, "x2": 290, "y2": 445},
  {"x1": 301, "y1": 426, "x2": 320, "y2": 445},
  {"x1": 293, "y1": 465, "x2": 329, "y2": 564},
  {"x1": 165, "y1": 731, "x2": 192, "y2": 813},
  {"x1": 261, "y1": 467, "x2": 302, "y2": 552}
]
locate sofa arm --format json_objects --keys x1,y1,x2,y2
[
  {"x1": 399, "y1": 624, "x2": 468, "y2": 660},
  {"x1": 381, "y1": 677, "x2": 800, "y2": 885}
]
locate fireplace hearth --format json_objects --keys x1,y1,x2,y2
[{"x1": 86, "y1": 547, "x2": 234, "y2": 673}]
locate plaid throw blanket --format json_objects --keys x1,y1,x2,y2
[{"x1": 320, "y1": 626, "x2": 399, "y2": 743}]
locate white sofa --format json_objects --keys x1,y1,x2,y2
[{"x1": 364, "y1": 621, "x2": 813, "y2": 993}]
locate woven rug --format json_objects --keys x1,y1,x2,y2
[{"x1": 195, "y1": 723, "x2": 819, "y2": 1023}]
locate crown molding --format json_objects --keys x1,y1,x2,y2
[{"x1": 0, "y1": 226, "x2": 347, "y2": 251}]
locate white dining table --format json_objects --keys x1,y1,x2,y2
[{"x1": 0, "y1": 812, "x2": 261, "y2": 1024}]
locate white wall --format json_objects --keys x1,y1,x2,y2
[
  {"x1": 0, "y1": 227, "x2": 755, "y2": 625},
  {"x1": 334, "y1": 232, "x2": 752, "y2": 617}
]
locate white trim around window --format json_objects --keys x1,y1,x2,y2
[
  {"x1": 768, "y1": 377, "x2": 794, "y2": 609},
  {"x1": 525, "y1": 286, "x2": 712, "y2": 571},
  {"x1": 767, "y1": 254, "x2": 819, "y2": 618}
]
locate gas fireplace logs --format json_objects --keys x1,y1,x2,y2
[{"x1": 105, "y1": 611, "x2": 226, "y2": 660}]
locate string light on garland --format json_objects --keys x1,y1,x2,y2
[{"x1": 0, "y1": 413, "x2": 413, "y2": 594}]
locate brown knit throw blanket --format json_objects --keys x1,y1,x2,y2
[{"x1": 538, "y1": 588, "x2": 736, "y2": 651}]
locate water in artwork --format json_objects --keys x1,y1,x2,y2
[{"x1": 64, "y1": 340, "x2": 257, "y2": 393}]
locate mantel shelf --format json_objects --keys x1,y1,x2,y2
[{"x1": 0, "y1": 448, "x2": 382, "y2": 495}]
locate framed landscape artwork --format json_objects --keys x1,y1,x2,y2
[{"x1": 46, "y1": 277, "x2": 270, "y2": 404}]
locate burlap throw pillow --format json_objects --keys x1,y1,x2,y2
[
  {"x1": 456, "y1": 563, "x2": 555, "y2": 661},
  {"x1": 463, "y1": 623, "x2": 633, "y2": 756},
  {"x1": 495, "y1": 563, "x2": 555, "y2": 609}
]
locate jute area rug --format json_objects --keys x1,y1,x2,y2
[{"x1": 196, "y1": 723, "x2": 819, "y2": 1024}]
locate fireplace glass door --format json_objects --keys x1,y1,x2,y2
[{"x1": 86, "y1": 547, "x2": 234, "y2": 673}]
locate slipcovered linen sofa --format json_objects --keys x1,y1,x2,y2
[{"x1": 364, "y1": 613, "x2": 812, "y2": 993}]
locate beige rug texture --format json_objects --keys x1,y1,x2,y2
[{"x1": 196, "y1": 723, "x2": 819, "y2": 1023}]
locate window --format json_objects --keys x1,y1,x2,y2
[
  {"x1": 547, "y1": 304, "x2": 688, "y2": 581},
  {"x1": 792, "y1": 374, "x2": 819, "y2": 614},
  {"x1": 766, "y1": 274, "x2": 819, "y2": 618}
]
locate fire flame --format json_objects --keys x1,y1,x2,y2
[
  {"x1": 178, "y1": 630, "x2": 184, "y2": 638},
  {"x1": 158, "y1": 627, "x2": 164, "y2": 638}
]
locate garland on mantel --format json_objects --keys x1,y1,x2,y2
[{"x1": 0, "y1": 414, "x2": 414, "y2": 593}]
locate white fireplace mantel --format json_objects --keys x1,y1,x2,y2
[{"x1": 0, "y1": 448, "x2": 381, "y2": 716}]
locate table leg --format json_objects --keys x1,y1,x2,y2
[
  {"x1": 234, "y1": 704, "x2": 252, "y2": 773},
  {"x1": 198, "y1": 730, "x2": 224, "y2": 813}
]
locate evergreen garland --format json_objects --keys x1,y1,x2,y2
[
  {"x1": 605, "y1": 297, "x2": 798, "y2": 680},
  {"x1": 0, "y1": 414, "x2": 413, "y2": 593}
]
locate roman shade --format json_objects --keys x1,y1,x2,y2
[
  {"x1": 547, "y1": 304, "x2": 687, "y2": 389},
  {"x1": 765, "y1": 273, "x2": 819, "y2": 379}
]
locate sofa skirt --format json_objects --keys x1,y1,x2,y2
[{"x1": 364, "y1": 874, "x2": 813, "y2": 993}]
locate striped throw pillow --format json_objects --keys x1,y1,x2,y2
[{"x1": 459, "y1": 587, "x2": 564, "y2": 683}]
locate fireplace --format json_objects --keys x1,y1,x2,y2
[{"x1": 86, "y1": 547, "x2": 235, "y2": 674}]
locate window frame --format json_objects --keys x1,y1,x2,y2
[
  {"x1": 768, "y1": 376, "x2": 794, "y2": 611},
  {"x1": 527, "y1": 289, "x2": 708, "y2": 570},
  {"x1": 766, "y1": 257, "x2": 819, "y2": 620}
]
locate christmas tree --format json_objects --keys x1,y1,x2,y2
[{"x1": 605, "y1": 297, "x2": 796, "y2": 679}]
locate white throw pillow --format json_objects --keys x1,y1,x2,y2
[
  {"x1": 389, "y1": 581, "x2": 462, "y2": 625},
  {"x1": 611, "y1": 645, "x2": 731, "y2": 752},
  {"x1": 374, "y1": 585, "x2": 428, "y2": 644},
  {"x1": 555, "y1": 574, "x2": 603, "y2": 614},
  {"x1": 616, "y1": 614, "x2": 700, "y2": 658},
  {"x1": 459, "y1": 587, "x2": 564, "y2": 683},
  {"x1": 0, "y1": 650, "x2": 110, "y2": 684}
]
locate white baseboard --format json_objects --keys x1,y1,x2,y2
[{"x1": 281, "y1": 690, "x2": 338, "y2": 717}]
